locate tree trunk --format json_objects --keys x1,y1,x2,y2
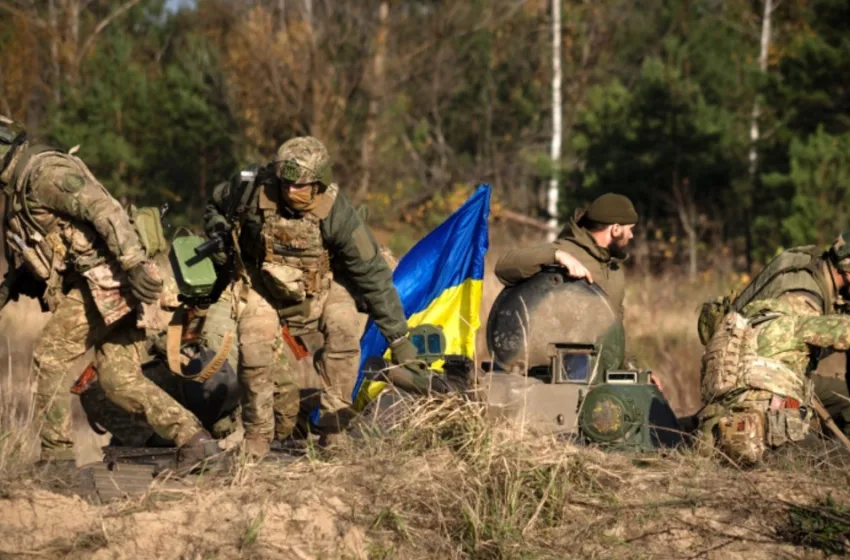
[
  {"x1": 47, "y1": 0, "x2": 61, "y2": 105},
  {"x1": 354, "y1": 0, "x2": 389, "y2": 204},
  {"x1": 546, "y1": 0, "x2": 562, "y2": 242},
  {"x1": 67, "y1": 0, "x2": 81, "y2": 86},
  {"x1": 746, "y1": 0, "x2": 773, "y2": 272}
]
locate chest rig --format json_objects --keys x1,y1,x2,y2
[{"x1": 252, "y1": 183, "x2": 338, "y2": 310}]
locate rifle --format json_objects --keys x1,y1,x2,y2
[{"x1": 193, "y1": 166, "x2": 263, "y2": 262}]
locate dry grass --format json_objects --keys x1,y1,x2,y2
[
  {"x1": 4, "y1": 394, "x2": 850, "y2": 558},
  {"x1": 3, "y1": 254, "x2": 850, "y2": 558}
]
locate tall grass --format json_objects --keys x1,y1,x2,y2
[{"x1": 0, "y1": 297, "x2": 46, "y2": 477}]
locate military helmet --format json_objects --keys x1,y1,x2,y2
[
  {"x1": 829, "y1": 231, "x2": 850, "y2": 272},
  {"x1": 273, "y1": 136, "x2": 333, "y2": 187},
  {"x1": 0, "y1": 115, "x2": 27, "y2": 169}
]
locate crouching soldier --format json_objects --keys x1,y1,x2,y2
[
  {"x1": 698, "y1": 232, "x2": 850, "y2": 463},
  {"x1": 0, "y1": 115, "x2": 214, "y2": 469},
  {"x1": 79, "y1": 286, "x2": 242, "y2": 448},
  {"x1": 204, "y1": 136, "x2": 417, "y2": 458}
]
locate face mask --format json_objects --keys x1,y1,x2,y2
[{"x1": 283, "y1": 185, "x2": 318, "y2": 211}]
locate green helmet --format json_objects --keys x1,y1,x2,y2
[
  {"x1": 829, "y1": 231, "x2": 850, "y2": 272},
  {"x1": 273, "y1": 136, "x2": 333, "y2": 187},
  {"x1": 0, "y1": 115, "x2": 27, "y2": 174}
]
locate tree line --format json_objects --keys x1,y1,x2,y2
[{"x1": 1, "y1": 0, "x2": 847, "y2": 275}]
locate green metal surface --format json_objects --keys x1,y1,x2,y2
[{"x1": 170, "y1": 235, "x2": 218, "y2": 298}]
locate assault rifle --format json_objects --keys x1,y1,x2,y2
[{"x1": 192, "y1": 165, "x2": 263, "y2": 263}]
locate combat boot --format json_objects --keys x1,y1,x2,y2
[
  {"x1": 175, "y1": 429, "x2": 221, "y2": 474},
  {"x1": 242, "y1": 436, "x2": 270, "y2": 461}
]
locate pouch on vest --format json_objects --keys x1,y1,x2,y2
[
  {"x1": 765, "y1": 407, "x2": 811, "y2": 447},
  {"x1": 261, "y1": 261, "x2": 306, "y2": 303},
  {"x1": 700, "y1": 311, "x2": 754, "y2": 402},
  {"x1": 716, "y1": 410, "x2": 766, "y2": 464},
  {"x1": 697, "y1": 295, "x2": 732, "y2": 346},
  {"x1": 129, "y1": 205, "x2": 167, "y2": 258},
  {"x1": 81, "y1": 262, "x2": 134, "y2": 326}
]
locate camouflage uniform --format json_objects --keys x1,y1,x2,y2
[
  {"x1": 698, "y1": 233, "x2": 850, "y2": 462},
  {"x1": 81, "y1": 287, "x2": 243, "y2": 446},
  {"x1": 0, "y1": 121, "x2": 204, "y2": 461},
  {"x1": 204, "y1": 137, "x2": 413, "y2": 451}
]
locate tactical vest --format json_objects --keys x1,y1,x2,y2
[
  {"x1": 733, "y1": 246, "x2": 831, "y2": 313},
  {"x1": 227, "y1": 172, "x2": 339, "y2": 332},
  {"x1": 697, "y1": 246, "x2": 831, "y2": 345},
  {"x1": 699, "y1": 310, "x2": 814, "y2": 463}
]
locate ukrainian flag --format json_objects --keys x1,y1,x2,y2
[{"x1": 353, "y1": 184, "x2": 491, "y2": 404}]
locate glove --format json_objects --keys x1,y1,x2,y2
[
  {"x1": 210, "y1": 250, "x2": 228, "y2": 266},
  {"x1": 126, "y1": 262, "x2": 163, "y2": 304},
  {"x1": 390, "y1": 337, "x2": 419, "y2": 365}
]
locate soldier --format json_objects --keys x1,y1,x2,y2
[
  {"x1": 204, "y1": 136, "x2": 417, "y2": 457},
  {"x1": 0, "y1": 115, "x2": 215, "y2": 468},
  {"x1": 494, "y1": 193, "x2": 638, "y2": 317},
  {"x1": 698, "y1": 232, "x2": 850, "y2": 462}
]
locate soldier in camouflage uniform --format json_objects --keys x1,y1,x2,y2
[
  {"x1": 698, "y1": 232, "x2": 850, "y2": 463},
  {"x1": 204, "y1": 136, "x2": 417, "y2": 458},
  {"x1": 0, "y1": 116, "x2": 215, "y2": 467},
  {"x1": 80, "y1": 285, "x2": 243, "y2": 448}
]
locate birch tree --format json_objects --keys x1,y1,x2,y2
[
  {"x1": 745, "y1": 0, "x2": 773, "y2": 271},
  {"x1": 547, "y1": 0, "x2": 562, "y2": 241}
]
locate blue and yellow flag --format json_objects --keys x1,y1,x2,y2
[{"x1": 353, "y1": 184, "x2": 491, "y2": 403}]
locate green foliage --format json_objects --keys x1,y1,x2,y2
[
  {"x1": 3, "y1": 0, "x2": 849, "y2": 268},
  {"x1": 569, "y1": 57, "x2": 740, "y2": 221},
  {"x1": 776, "y1": 128, "x2": 850, "y2": 246},
  {"x1": 778, "y1": 495, "x2": 850, "y2": 556}
]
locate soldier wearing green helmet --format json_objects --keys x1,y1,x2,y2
[
  {"x1": 697, "y1": 231, "x2": 850, "y2": 464},
  {"x1": 0, "y1": 115, "x2": 215, "y2": 469},
  {"x1": 204, "y1": 136, "x2": 416, "y2": 458}
]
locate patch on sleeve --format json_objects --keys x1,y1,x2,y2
[
  {"x1": 60, "y1": 174, "x2": 86, "y2": 194},
  {"x1": 352, "y1": 224, "x2": 377, "y2": 261}
]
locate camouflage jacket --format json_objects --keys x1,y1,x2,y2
[
  {"x1": 494, "y1": 212, "x2": 626, "y2": 317},
  {"x1": 742, "y1": 295, "x2": 850, "y2": 378},
  {"x1": 203, "y1": 168, "x2": 408, "y2": 342},
  {"x1": 3, "y1": 146, "x2": 146, "y2": 275}
]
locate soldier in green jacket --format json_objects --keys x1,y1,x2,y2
[
  {"x1": 0, "y1": 115, "x2": 214, "y2": 468},
  {"x1": 494, "y1": 193, "x2": 638, "y2": 318},
  {"x1": 698, "y1": 232, "x2": 850, "y2": 462},
  {"x1": 204, "y1": 136, "x2": 417, "y2": 457}
]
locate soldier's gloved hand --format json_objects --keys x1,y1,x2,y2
[
  {"x1": 126, "y1": 262, "x2": 163, "y2": 304},
  {"x1": 210, "y1": 250, "x2": 228, "y2": 266},
  {"x1": 390, "y1": 336, "x2": 419, "y2": 365}
]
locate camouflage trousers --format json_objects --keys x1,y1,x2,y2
[
  {"x1": 33, "y1": 281, "x2": 204, "y2": 460},
  {"x1": 237, "y1": 279, "x2": 366, "y2": 442},
  {"x1": 237, "y1": 284, "x2": 300, "y2": 442},
  {"x1": 80, "y1": 362, "x2": 242, "y2": 448},
  {"x1": 312, "y1": 279, "x2": 368, "y2": 434}
]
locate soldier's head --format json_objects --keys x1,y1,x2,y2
[
  {"x1": 578, "y1": 193, "x2": 638, "y2": 259},
  {"x1": 273, "y1": 136, "x2": 332, "y2": 211},
  {"x1": 0, "y1": 115, "x2": 27, "y2": 188},
  {"x1": 828, "y1": 231, "x2": 850, "y2": 293}
]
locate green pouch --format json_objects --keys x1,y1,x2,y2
[
  {"x1": 170, "y1": 234, "x2": 217, "y2": 298},
  {"x1": 697, "y1": 295, "x2": 732, "y2": 346},
  {"x1": 129, "y1": 205, "x2": 167, "y2": 258}
]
